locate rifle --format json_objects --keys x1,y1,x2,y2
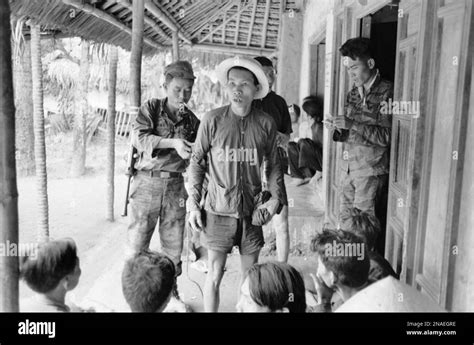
[{"x1": 122, "y1": 145, "x2": 139, "y2": 217}]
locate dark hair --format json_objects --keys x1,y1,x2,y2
[
  {"x1": 20, "y1": 238, "x2": 78, "y2": 293},
  {"x1": 254, "y1": 56, "x2": 273, "y2": 67},
  {"x1": 339, "y1": 37, "x2": 374, "y2": 61},
  {"x1": 122, "y1": 250, "x2": 176, "y2": 312},
  {"x1": 245, "y1": 262, "x2": 306, "y2": 313},
  {"x1": 164, "y1": 73, "x2": 195, "y2": 86},
  {"x1": 227, "y1": 66, "x2": 259, "y2": 86},
  {"x1": 302, "y1": 95, "x2": 323, "y2": 120},
  {"x1": 310, "y1": 229, "x2": 370, "y2": 288},
  {"x1": 341, "y1": 208, "x2": 380, "y2": 250},
  {"x1": 289, "y1": 104, "x2": 301, "y2": 117}
]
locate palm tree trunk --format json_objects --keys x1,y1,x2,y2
[
  {"x1": 30, "y1": 24, "x2": 49, "y2": 242},
  {"x1": 70, "y1": 39, "x2": 90, "y2": 177},
  {"x1": 0, "y1": 0, "x2": 20, "y2": 312},
  {"x1": 106, "y1": 46, "x2": 118, "y2": 221},
  {"x1": 13, "y1": 38, "x2": 35, "y2": 176}
]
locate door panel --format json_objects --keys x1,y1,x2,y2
[
  {"x1": 414, "y1": 0, "x2": 472, "y2": 307},
  {"x1": 385, "y1": 0, "x2": 421, "y2": 277}
]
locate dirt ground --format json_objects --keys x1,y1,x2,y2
[{"x1": 17, "y1": 132, "x2": 320, "y2": 312}]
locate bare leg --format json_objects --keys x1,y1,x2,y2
[
  {"x1": 238, "y1": 250, "x2": 261, "y2": 301},
  {"x1": 273, "y1": 205, "x2": 289, "y2": 262},
  {"x1": 203, "y1": 249, "x2": 227, "y2": 312}
]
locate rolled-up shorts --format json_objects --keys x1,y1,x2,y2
[{"x1": 201, "y1": 212, "x2": 264, "y2": 255}]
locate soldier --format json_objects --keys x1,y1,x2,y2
[{"x1": 127, "y1": 61, "x2": 200, "y2": 304}]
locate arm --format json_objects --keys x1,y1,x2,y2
[
  {"x1": 131, "y1": 100, "x2": 177, "y2": 153},
  {"x1": 186, "y1": 114, "x2": 211, "y2": 213},
  {"x1": 264, "y1": 121, "x2": 284, "y2": 205},
  {"x1": 343, "y1": 88, "x2": 393, "y2": 147}
]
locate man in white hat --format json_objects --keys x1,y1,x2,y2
[{"x1": 187, "y1": 56, "x2": 284, "y2": 312}]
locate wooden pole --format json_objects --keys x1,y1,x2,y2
[
  {"x1": 172, "y1": 30, "x2": 180, "y2": 61},
  {"x1": 30, "y1": 24, "x2": 49, "y2": 242},
  {"x1": 0, "y1": 0, "x2": 20, "y2": 312},
  {"x1": 191, "y1": 43, "x2": 274, "y2": 56},
  {"x1": 106, "y1": 46, "x2": 118, "y2": 222},
  {"x1": 130, "y1": 0, "x2": 144, "y2": 110}
]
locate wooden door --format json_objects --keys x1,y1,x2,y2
[
  {"x1": 413, "y1": 0, "x2": 473, "y2": 309},
  {"x1": 385, "y1": 0, "x2": 424, "y2": 278},
  {"x1": 323, "y1": 8, "x2": 352, "y2": 228}
]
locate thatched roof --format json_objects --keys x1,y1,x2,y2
[{"x1": 10, "y1": 0, "x2": 301, "y2": 56}]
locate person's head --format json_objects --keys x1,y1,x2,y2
[
  {"x1": 341, "y1": 208, "x2": 380, "y2": 251},
  {"x1": 339, "y1": 37, "x2": 376, "y2": 87},
  {"x1": 302, "y1": 95, "x2": 323, "y2": 122},
  {"x1": 254, "y1": 56, "x2": 275, "y2": 88},
  {"x1": 236, "y1": 262, "x2": 306, "y2": 313},
  {"x1": 217, "y1": 56, "x2": 268, "y2": 113},
  {"x1": 288, "y1": 104, "x2": 300, "y2": 124},
  {"x1": 122, "y1": 250, "x2": 176, "y2": 312},
  {"x1": 20, "y1": 238, "x2": 81, "y2": 294},
  {"x1": 310, "y1": 229, "x2": 369, "y2": 294},
  {"x1": 163, "y1": 60, "x2": 195, "y2": 111}
]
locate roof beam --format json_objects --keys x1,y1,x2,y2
[
  {"x1": 190, "y1": 1, "x2": 237, "y2": 38},
  {"x1": 191, "y1": 43, "x2": 274, "y2": 56},
  {"x1": 261, "y1": 0, "x2": 271, "y2": 47},
  {"x1": 61, "y1": 0, "x2": 163, "y2": 50},
  {"x1": 198, "y1": 2, "x2": 251, "y2": 44},
  {"x1": 233, "y1": 1, "x2": 241, "y2": 45},
  {"x1": 246, "y1": 0, "x2": 258, "y2": 46},
  {"x1": 117, "y1": 0, "x2": 171, "y2": 44},
  {"x1": 144, "y1": 0, "x2": 192, "y2": 44}
]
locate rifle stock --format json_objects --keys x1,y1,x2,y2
[{"x1": 122, "y1": 146, "x2": 138, "y2": 217}]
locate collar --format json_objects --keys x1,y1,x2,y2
[
  {"x1": 161, "y1": 98, "x2": 187, "y2": 123},
  {"x1": 357, "y1": 69, "x2": 380, "y2": 104}
]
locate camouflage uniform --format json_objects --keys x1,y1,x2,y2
[
  {"x1": 128, "y1": 98, "x2": 199, "y2": 275},
  {"x1": 335, "y1": 71, "x2": 393, "y2": 220}
]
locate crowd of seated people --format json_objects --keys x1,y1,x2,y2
[{"x1": 19, "y1": 207, "x2": 401, "y2": 313}]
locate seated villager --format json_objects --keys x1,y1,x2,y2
[
  {"x1": 288, "y1": 104, "x2": 301, "y2": 141},
  {"x1": 307, "y1": 229, "x2": 370, "y2": 312},
  {"x1": 122, "y1": 250, "x2": 177, "y2": 312},
  {"x1": 287, "y1": 96, "x2": 324, "y2": 186},
  {"x1": 340, "y1": 207, "x2": 398, "y2": 282},
  {"x1": 20, "y1": 238, "x2": 83, "y2": 312},
  {"x1": 236, "y1": 261, "x2": 306, "y2": 313}
]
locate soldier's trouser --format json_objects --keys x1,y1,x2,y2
[
  {"x1": 127, "y1": 173, "x2": 187, "y2": 276},
  {"x1": 339, "y1": 172, "x2": 389, "y2": 222}
]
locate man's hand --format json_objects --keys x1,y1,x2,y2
[
  {"x1": 332, "y1": 115, "x2": 354, "y2": 130},
  {"x1": 188, "y1": 210, "x2": 203, "y2": 232},
  {"x1": 173, "y1": 139, "x2": 193, "y2": 159},
  {"x1": 310, "y1": 273, "x2": 334, "y2": 305}
]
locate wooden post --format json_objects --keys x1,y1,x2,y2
[
  {"x1": 130, "y1": 0, "x2": 144, "y2": 110},
  {"x1": 30, "y1": 24, "x2": 49, "y2": 242},
  {"x1": 0, "y1": 0, "x2": 20, "y2": 312},
  {"x1": 106, "y1": 46, "x2": 118, "y2": 222},
  {"x1": 172, "y1": 30, "x2": 180, "y2": 61}
]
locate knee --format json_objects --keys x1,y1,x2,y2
[{"x1": 207, "y1": 261, "x2": 225, "y2": 286}]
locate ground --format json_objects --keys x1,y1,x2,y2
[{"x1": 17, "y1": 132, "x2": 324, "y2": 312}]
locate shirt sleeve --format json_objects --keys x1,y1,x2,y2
[
  {"x1": 279, "y1": 97, "x2": 293, "y2": 135},
  {"x1": 131, "y1": 100, "x2": 162, "y2": 155},
  {"x1": 186, "y1": 113, "x2": 211, "y2": 212},
  {"x1": 264, "y1": 120, "x2": 284, "y2": 205}
]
